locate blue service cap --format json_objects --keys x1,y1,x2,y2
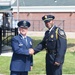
[
  {"x1": 17, "y1": 20, "x2": 30, "y2": 28},
  {"x1": 42, "y1": 15, "x2": 55, "y2": 23}
]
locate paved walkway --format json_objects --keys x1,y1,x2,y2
[
  {"x1": 0, "y1": 52, "x2": 13, "y2": 57},
  {"x1": 27, "y1": 31, "x2": 75, "y2": 39}
]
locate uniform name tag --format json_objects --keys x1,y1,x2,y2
[{"x1": 19, "y1": 43, "x2": 23, "y2": 46}]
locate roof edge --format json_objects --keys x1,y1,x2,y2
[{"x1": 12, "y1": 6, "x2": 75, "y2": 12}]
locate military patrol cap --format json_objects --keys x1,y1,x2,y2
[
  {"x1": 42, "y1": 15, "x2": 55, "y2": 23},
  {"x1": 17, "y1": 20, "x2": 30, "y2": 28}
]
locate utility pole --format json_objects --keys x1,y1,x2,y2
[{"x1": 17, "y1": 0, "x2": 19, "y2": 21}]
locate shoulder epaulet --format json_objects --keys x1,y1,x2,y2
[{"x1": 58, "y1": 28, "x2": 66, "y2": 39}]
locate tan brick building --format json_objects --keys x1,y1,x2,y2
[
  {"x1": 12, "y1": 12, "x2": 75, "y2": 32},
  {"x1": 12, "y1": 0, "x2": 75, "y2": 32}
]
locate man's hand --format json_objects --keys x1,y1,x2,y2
[
  {"x1": 29, "y1": 48, "x2": 34, "y2": 55},
  {"x1": 54, "y1": 62, "x2": 60, "y2": 66},
  {"x1": 30, "y1": 66, "x2": 33, "y2": 71}
]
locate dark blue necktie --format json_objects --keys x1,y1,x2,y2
[{"x1": 24, "y1": 38, "x2": 28, "y2": 46}]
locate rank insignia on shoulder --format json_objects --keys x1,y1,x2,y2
[{"x1": 51, "y1": 34, "x2": 54, "y2": 38}]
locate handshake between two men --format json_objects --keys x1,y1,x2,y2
[{"x1": 29, "y1": 48, "x2": 34, "y2": 55}]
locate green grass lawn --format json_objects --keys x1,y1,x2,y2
[{"x1": 0, "y1": 37, "x2": 75, "y2": 75}]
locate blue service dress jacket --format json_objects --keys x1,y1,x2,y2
[{"x1": 10, "y1": 34, "x2": 33, "y2": 72}]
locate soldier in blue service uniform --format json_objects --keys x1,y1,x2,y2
[
  {"x1": 31, "y1": 15, "x2": 67, "y2": 75},
  {"x1": 10, "y1": 20, "x2": 34, "y2": 75}
]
